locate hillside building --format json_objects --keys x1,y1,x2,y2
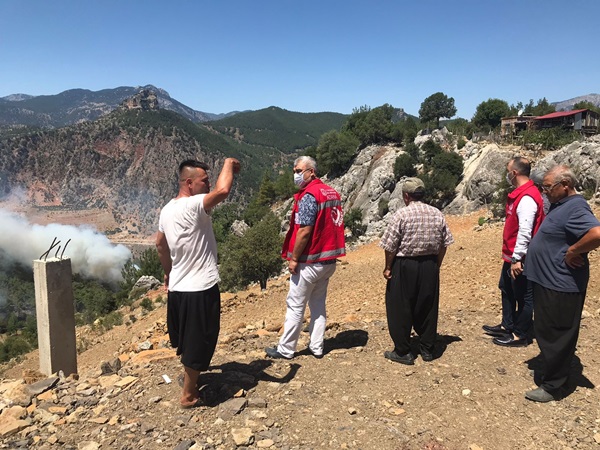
[
  {"x1": 501, "y1": 115, "x2": 538, "y2": 137},
  {"x1": 536, "y1": 109, "x2": 599, "y2": 135},
  {"x1": 501, "y1": 108, "x2": 600, "y2": 137}
]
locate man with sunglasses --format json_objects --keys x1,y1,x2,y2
[
  {"x1": 483, "y1": 157, "x2": 545, "y2": 347},
  {"x1": 523, "y1": 165, "x2": 600, "y2": 402},
  {"x1": 265, "y1": 156, "x2": 345, "y2": 360}
]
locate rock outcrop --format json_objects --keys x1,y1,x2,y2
[
  {"x1": 119, "y1": 89, "x2": 159, "y2": 112},
  {"x1": 328, "y1": 134, "x2": 600, "y2": 236},
  {"x1": 534, "y1": 135, "x2": 600, "y2": 201},
  {"x1": 444, "y1": 143, "x2": 513, "y2": 214},
  {"x1": 328, "y1": 144, "x2": 404, "y2": 238}
]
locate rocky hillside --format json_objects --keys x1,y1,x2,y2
[
  {"x1": 2, "y1": 213, "x2": 600, "y2": 449},
  {"x1": 0, "y1": 94, "x2": 347, "y2": 236},
  {"x1": 332, "y1": 133, "x2": 600, "y2": 238},
  {"x1": 0, "y1": 107, "x2": 229, "y2": 236},
  {"x1": 0, "y1": 85, "x2": 232, "y2": 131}
]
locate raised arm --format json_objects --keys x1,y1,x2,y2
[{"x1": 203, "y1": 158, "x2": 241, "y2": 211}]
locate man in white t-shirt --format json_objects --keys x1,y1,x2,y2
[{"x1": 156, "y1": 158, "x2": 240, "y2": 408}]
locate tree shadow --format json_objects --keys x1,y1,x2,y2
[
  {"x1": 411, "y1": 334, "x2": 462, "y2": 360},
  {"x1": 525, "y1": 353, "x2": 594, "y2": 398},
  {"x1": 189, "y1": 360, "x2": 301, "y2": 407}
]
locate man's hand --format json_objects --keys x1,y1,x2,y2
[
  {"x1": 565, "y1": 249, "x2": 585, "y2": 268},
  {"x1": 383, "y1": 268, "x2": 392, "y2": 280},
  {"x1": 510, "y1": 261, "x2": 523, "y2": 279},
  {"x1": 289, "y1": 259, "x2": 298, "y2": 275},
  {"x1": 163, "y1": 273, "x2": 169, "y2": 289},
  {"x1": 226, "y1": 158, "x2": 241, "y2": 175}
]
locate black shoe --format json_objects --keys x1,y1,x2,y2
[
  {"x1": 492, "y1": 336, "x2": 530, "y2": 347},
  {"x1": 265, "y1": 347, "x2": 292, "y2": 360},
  {"x1": 384, "y1": 350, "x2": 415, "y2": 365},
  {"x1": 525, "y1": 387, "x2": 554, "y2": 403},
  {"x1": 421, "y1": 349, "x2": 435, "y2": 362},
  {"x1": 482, "y1": 324, "x2": 511, "y2": 337}
]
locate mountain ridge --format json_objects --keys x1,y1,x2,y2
[
  {"x1": 0, "y1": 85, "x2": 238, "y2": 130},
  {"x1": 551, "y1": 93, "x2": 600, "y2": 111}
]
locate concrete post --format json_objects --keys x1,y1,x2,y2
[{"x1": 33, "y1": 257, "x2": 78, "y2": 376}]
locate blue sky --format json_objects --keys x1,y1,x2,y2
[{"x1": 1, "y1": 0, "x2": 598, "y2": 119}]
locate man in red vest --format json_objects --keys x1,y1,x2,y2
[
  {"x1": 483, "y1": 157, "x2": 545, "y2": 346},
  {"x1": 265, "y1": 156, "x2": 346, "y2": 359}
]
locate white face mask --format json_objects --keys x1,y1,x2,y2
[
  {"x1": 506, "y1": 172, "x2": 515, "y2": 185},
  {"x1": 294, "y1": 172, "x2": 306, "y2": 187}
]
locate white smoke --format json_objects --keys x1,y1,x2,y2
[{"x1": 0, "y1": 208, "x2": 131, "y2": 284}]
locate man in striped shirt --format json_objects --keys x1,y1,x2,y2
[{"x1": 380, "y1": 177, "x2": 454, "y2": 365}]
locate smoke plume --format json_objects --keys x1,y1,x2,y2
[{"x1": 0, "y1": 208, "x2": 132, "y2": 284}]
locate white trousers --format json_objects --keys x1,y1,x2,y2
[{"x1": 277, "y1": 262, "x2": 337, "y2": 358}]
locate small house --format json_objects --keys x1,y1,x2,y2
[{"x1": 536, "y1": 109, "x2": 600, "y2": 135}]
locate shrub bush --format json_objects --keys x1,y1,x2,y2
[
  {"x1": 140, "y1": 297, "x2": 154, "y2": 312},
  {"x1": 0, "y1": 335, "x2": 32, "y2": 363},
  {"x1": 345, "y1": 208, "x2": 367, "y2": 238},
  {"x1": 393, "y1": 154, "x2": 417, "y2": 180},
  {"x1": 378, "y1": 198, "x2": 390, "y2": 218}
]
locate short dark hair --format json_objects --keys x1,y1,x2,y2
[
  {"x1": 178, "y1": 160, "x2": 209, "y2": 176},
  {"x1": 511, "y1": 157, "x2": 531, "y2": 177}
]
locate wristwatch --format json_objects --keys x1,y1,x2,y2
[{"x1": 511, "y1": 257, "x2": 521, "y2": 264}]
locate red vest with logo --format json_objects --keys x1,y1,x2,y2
[
  {"x1": 502, "y1": 179, "x2": 545, "y2": 262},
  {"x1": 282, "y1": 179, "x2": 346, "y2": 263}
]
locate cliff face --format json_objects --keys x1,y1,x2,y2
[
  {"x1": 0, "y1": 110, "x2": 224, "y2": 235},
  {"x1": 328, "y1": 134, "x2": 600, "y2": 240}
]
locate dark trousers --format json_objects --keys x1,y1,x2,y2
[
  {"x1": 499, "y1": 262, "x2": 533, "y2": 338},
  {"x1": 167, "y1": 284, "x2": 221, "y2": 372},
  {"x1": 385, "y1": 255, "x2": 439, "y2": 355},
  {"x1": 533, "y1": 282, "x2": 585, "y2": 392}
]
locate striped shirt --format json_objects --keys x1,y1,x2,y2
[{"x1": 380, "y1": 201, "x2": 454, "y2": 257}]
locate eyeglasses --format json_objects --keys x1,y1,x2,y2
[
  {"x1": 541, "y1": 181, "x2": 562, "y2": 192},
  {"x1": 293, "y1": 168, "x2": 311, "y2": 174}
]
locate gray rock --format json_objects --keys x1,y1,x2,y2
[
  {"x1": 26, "y1": 376, "x2": 59, "y2": 395},
  {"x1": 137, "y1": 340, "x2": 153, "y2": 351},
  {"x1": 217, "y1": 398, "x2": 247, "y2": 420},
  {"x1": 77, "y1": 441, "x2": 100, "y2": 450},
  {"x1": 328, "y1": 144, "x2": 402, "y2": 237},
  {"x1": 230, "y1": 220, "x2": 250, "y2": 237},
  {"x1": 132, "y1": 275, "x2": 161, "y2": 291},
  {"x1": 247, "y1": 397, "x2": 267, "y2": 408},
  {"x1": 445, "y1": 143, "x2": 512, "y2": 214},
  {"x1": 231, "y1": 428, "x2": 254, "y2": 446},
  {"x1": 100, "y1": 358, "x2": 121, "y2": 375},
  {"x1": 173, "y1": 439, "x2": 196, "y2": 450}
]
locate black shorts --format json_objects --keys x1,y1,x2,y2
[{"x1": 167, "y1": 284, "x2": 221, "y2": 371}]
